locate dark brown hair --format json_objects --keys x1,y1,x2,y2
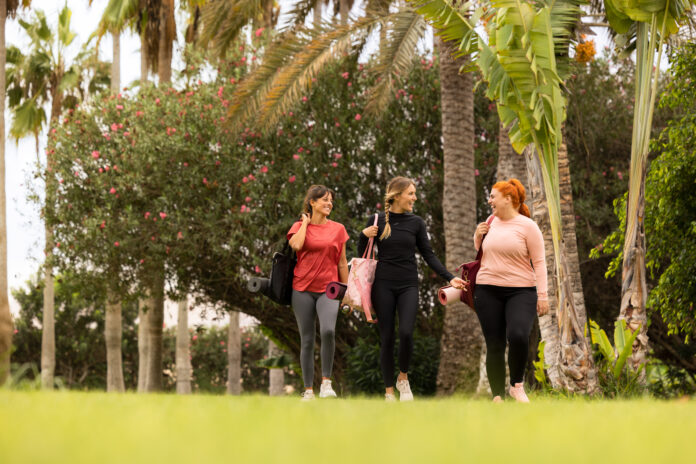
[{"x1": 302, "y1": 184, "x2": 335, "y2": 216}]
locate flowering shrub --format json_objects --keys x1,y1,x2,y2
[{"x1": 45, "y1": 54, "x2": 456, "y2": 388}]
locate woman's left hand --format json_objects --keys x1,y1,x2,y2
[
  {"x1": 449, "y1": 277, "x2": 467, "y2": 290},
  {"x1": 537, "y1": 299, "x2": 549, "y2": 316}
]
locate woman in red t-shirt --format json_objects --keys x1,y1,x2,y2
[{"x1": 287, "y1": 185, "x2": 349, "y2": 401}]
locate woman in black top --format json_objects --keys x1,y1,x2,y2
[{"x1": 358, "y1": 177, "x2": 465, "y2": 401}]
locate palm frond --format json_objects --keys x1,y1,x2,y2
[
  {"x1": 229, "y1": 14, "x2": 386, "y2": 130},
  {"x1": 199, "y1": 0, "x2": 264, "y2": 57},
  {"x1": 280, "y1": 0, "x2": 317, "y2": 31},
  {"x1": 364, "y1": 8, "x2": 427, "y2": 116},
  {"x1": 9, "y1": 98, "x2": 46, "y2": 143}
]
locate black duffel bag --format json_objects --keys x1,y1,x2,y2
[{"x1": 268, "y1": 241, "x2": 296, "y2": 306}]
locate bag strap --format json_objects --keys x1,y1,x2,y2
[
  {"x1": 457, "y1": 215, "x2": 494, "y2": 271},
  {"x1": 474, "y1": 215, "x2": 495, "y2": 260},
  {"x1": 361, "y1": 213, "x2": 379, "y2": 260}
]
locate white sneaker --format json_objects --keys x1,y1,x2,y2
[
  {"x1": 385, "y1": 392, "x2": 396, "y2": 402},
  {"x1": 319, "y1": 379, "x2": 337, "y2": 398},
  {"x1": 396, "y1": 379, "x2": 414, "y2": 401},
  {"x1": 301, "y1": 389, "x2": 315, "y2": 401}
]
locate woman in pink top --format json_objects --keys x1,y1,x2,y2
[
  {"x1": 287, "y1": 185, "x2": 349, "y2": 401},
  {"x1": 473, "y1": 179, "x2": 549, "y2": 403}
]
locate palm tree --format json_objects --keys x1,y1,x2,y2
[
  {"x1": 0, "y1": 0, "x2": 32, "y2": 386},
  {"x1": 412, "y1": 0, "x2": 599, "y2": 392},
  {"x1": 176, "y1": 299, "x2": 192, "y2": 393},
  {"x1": 603, "y1": 0, "x2": 696, "y2": 378},
  {"x1": 6, "y1": 5, "x2": 110, "y2": 389},
  {"x1": 227, "y1": 310, "x2": 241, "y2": 394}
]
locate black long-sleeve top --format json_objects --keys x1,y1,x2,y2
[{"x1": 357, "y1": 212, "x2": 454, "y2": 285}]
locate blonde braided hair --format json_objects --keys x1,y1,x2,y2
[{"x1": 380, "y1": 176, "x2": 416, "y2": 240}]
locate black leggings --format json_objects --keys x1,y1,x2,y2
[
  {"x1": 371, "y1": 279, "x2": 419, "y2": 388},
  {"x1": 474, "y1": 284, "x2": 537, "y2": 398}
]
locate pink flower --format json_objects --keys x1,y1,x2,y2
[
  {"x1": 114, "y1": 241, "x2": 119, "y2": 247},
  {"x1": 241, "y1": 205, "x2": 247, "y2": 213},
  {"x1": 245, "y1": 196, "x2": 251, "y2": 203},
  {"x1": 347, "y1": 82, "x2": 352, "y2": 87},
  {"x1": 474, "y1": 169, "x2": 480, "y2": 176},
  {"x1": 203, "y1": 177, "x2": 208, "y2": 184},
  {"x1": 255, "y1": 27, "x2": 264, "y2": 37},
  {"x1": 302, "y1": 96, "x2": 308, "y2": 102},
  {"x1": 116, "y1": 105, "x2": 123, "y2": 110},
  {"x1": 183, "y1": 162, "x2": 189, "y2": 167},
  {"x1": 293, "y1": 154, "x2": 300, "y2": 160},
  {"x1": 123, "y1": 131, "x2": 130, "y2": 137},
  {"x1": 355, "y1": 114, "x2": 362, "y2": 121},
  {"x1": 177, "y1": 231, "x2": 183, "y2": 239},
  {"x1": 92, "y1": 150, "x2": 100, "y2": 159},
  {"x1": 335, "y1": 122, "x2": 340, "y2": 127},
  {"x1": 192, "y1": 335, "x2": 198, "y2": 341},
  {"x1": 220, "y1": 341, "x2": 225, "y2": 346},
  {"x1": 255, "y1": 265, "x2": 261, "y2": 274},
  {"x1": 56, "y1": 242, "x2": 60, "y2": 248},
  {"x1": 341, "y1": 72, "x2": 349, "y2": 79},
  {"x1": 289, "y1": 175, "x2": 296, "y2": 183},
  {"x1": 617, "y1": 171, "x2": 623, "y2": 180},
  {"x1": 100, "y1": 221, "x2": 105, "y2": 229},
  {"x1": 109, "y1": 187, "x2": 116, "y2": 194},
  {"x1": 105, "y1": 166, "x2": 110, "y2": 172},
  {"x1": 155, "y1": 98, "x2": 160, "y2": 104},
  {"x1": 159, "y1": 212, "x2": 167, "y2": 219},
  {"x1": 113, "y1": 165, "x2": 118, "y2": 171},
  {"x1": 217, "y1": 86, "x2": 224, "y2": 97},
  {"x1": 248, "y1": 174, "x2": 255, "y2": 181},
  {"x1": 144, "y1": 212, "x2": 151, "y2": 219},
  {"x1": 111, "y1": 123, "x2": 118, "y2": 131},
  {"x1": 136, "y1": 111, "x2": 144, "y2": 117},
  {"x1": 334, "y1": 153, "x2": 342, "y2": 159},
  {"x1": 376, "y1": 203, "x2": 382, "y2": 209},
  {"x1": 244, "y1": 343, "x2": 249, "y2": 348},
  {"x1": 331, "y1": 162, "x2": 338, "y2": 168},
  {"x1": 59, "y1": 179, "x2": 64, "y2": 184},
  {"x1": 260, "y1": 166, "x2": 268, "y2": 173},
  {"x1": 242, "y1": 177, "x2": 248, "y2": 183}
]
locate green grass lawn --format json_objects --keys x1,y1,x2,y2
[{"x1": 1, "y1": 391, "x2": 694, "y2": 464}]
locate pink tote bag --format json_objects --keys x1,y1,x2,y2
[{"x1": 343, "y1": 214, "x2": 379, "y2": 323}]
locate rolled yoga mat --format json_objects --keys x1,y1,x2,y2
[
  {"x1": 247, "y1": 277, "x2": 270, "y2": 294},
  {"x1": 438, "y1": 286, "x2": 462, "y2": 305},
  {"x1": 325, "y1": 281, "x2": 347, "y2": 301}
]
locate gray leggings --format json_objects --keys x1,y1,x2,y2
[{"x1": 291, "y1": 290, "x2": 339, "y2": 388}]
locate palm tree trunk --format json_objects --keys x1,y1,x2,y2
[
  {"x1": 313, "y1": 1, "x2": 322, "y2": 28},
  {"x1": 111, "y1": 29, "x2": 120, "y2": 93},
  {"x1": 339, "y1": 0, "x2": 349, "y2": 25},
  {"x1": 525, "y1": 145, "x2": 596, "y2": 392},
  {"x1": 140, "y1": 31, "x2": 148, "y2": 84},
  {"x1": 144, "y1": 271, "x2": 164, "y2": 392},
  {"x1": 137, "y1": 299, "x2": 149, "y2": 392},
  {"x1": 435, "y1": 37, "x2": 482, "y2": 395},
  {"x1": 268, "y1": 340, "x2": 284, "y2": 396},
  {"x1": 40, "y1": 227, "x2": 55, "y2": 389},
  {"x1": 0, "y1": 0, "x2": 12, "y2": 385},
  {"x1": 158, "y1": 0, "x2": 174, "y2": 84},
  {"x1": 105, "y1": 289, "x2": 126, "y2": 392},
  {"x1": 176, "y1": 298, "x2": 192, "y2": 394},
  {"x1": 226, "y1": 311, "x2": 241, "y2": 394}
]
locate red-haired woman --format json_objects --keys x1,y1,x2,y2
[{"x1": 474, "y1": 178, "x2": 549, "y2": 403}]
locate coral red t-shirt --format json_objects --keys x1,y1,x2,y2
[{"x1": 286, "y1": 220, "x2": 349, "y2": 293}]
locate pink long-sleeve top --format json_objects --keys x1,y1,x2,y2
[{"x1": 474, "y1": 214, "x2": 548, "y2": 300}]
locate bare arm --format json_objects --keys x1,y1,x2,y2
[
  {"x1": 288, "y1": 214, "x2": 310, "y2": 251},
  {"x1": 338, "y1": 243, "x2": 348, "y2": 283}
]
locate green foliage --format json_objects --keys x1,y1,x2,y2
[
  {"x1": 592, "y1": 44, "x2": 696, "y2": 340},
  {"x1": 532, "y1": 341, "x2": 550, "y2": 392},
  {"x1": 345, "y1": 326, "x2": 439, "y2": 396},
  {"x1": 589, "y1": 319, "x2": 646, "y2": 397}
]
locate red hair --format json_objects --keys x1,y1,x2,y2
[{"x1": 492, "y1": 178, "x2": 531, "y2": 218}]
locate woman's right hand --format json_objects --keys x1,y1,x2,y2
[
  {"x1": 362, "y1": 225, "x2": 378, "y2": 238},
  {"x1": 475, "y1": 222, "x2": 490, "y2": 241},
  {"x1": 301, "y1": 213, "x2": 310, "y2": 226}
]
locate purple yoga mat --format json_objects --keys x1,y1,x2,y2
[{"x1": 326, "y1": 282, "x2": 347, "y2": 301}]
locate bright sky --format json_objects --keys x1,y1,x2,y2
[{"x1": 3, "y1": 1, "x2": 614, "y2": 323}]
